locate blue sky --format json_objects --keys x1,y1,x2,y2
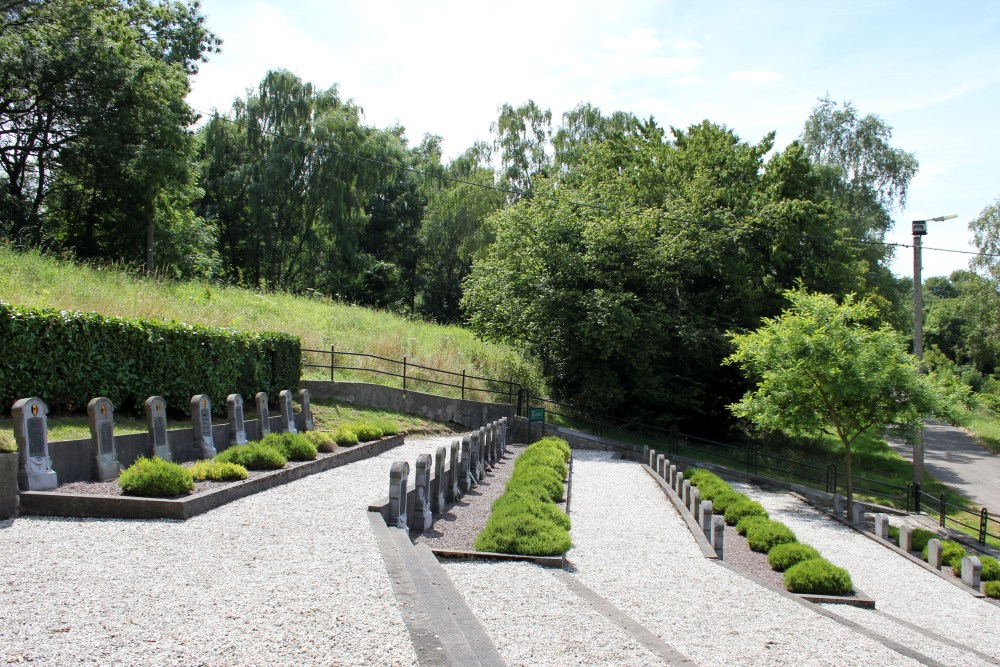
[{"x1": 186, "y1": 0, "x2": 1000, "y2": 279}]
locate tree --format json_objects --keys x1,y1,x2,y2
[
  {"x1": 491, "y1": 100, "x2": 552, "y2": 197},
  {"x1": 725, "y1": 288, "x2": 941, "y2": 512}
]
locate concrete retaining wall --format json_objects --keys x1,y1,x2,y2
[{"x1": 302, "y1": 381, "x2": 514, "y2": 429}]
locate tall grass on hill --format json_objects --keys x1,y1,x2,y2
[{"x1": 0, "y1": 247, "x2": 545, "y2": 400}]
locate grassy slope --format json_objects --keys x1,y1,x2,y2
[{"x1": 0, "y1": 247, "x2": 543, "y2": 399}]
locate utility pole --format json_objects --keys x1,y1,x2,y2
[{"x1": 911, "y1": 213, "x2": 956, "y2": 486}]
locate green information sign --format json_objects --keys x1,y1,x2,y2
[{"x1": 528, "y1": 407, "x2": 545, "y2": 422}]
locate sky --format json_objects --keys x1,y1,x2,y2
[{"x1": 186, "y1": 0, "x2": 1000, "y2": 280}]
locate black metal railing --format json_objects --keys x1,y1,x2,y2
[{"x1": 908, "y1": 483, "x2": 999, "y2": 546}]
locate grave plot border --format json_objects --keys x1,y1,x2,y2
[
  {"x1": 19, "y1": 434, "x2": 405, "y2": 521},
  {"x1": 641, "y1": 463, "x2": 876, "y2": 608}
]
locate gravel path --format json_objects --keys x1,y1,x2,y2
[
  {"x1": 734, "y1": 481, "x2": 1000, "y2": 661},
  {"x1": 567, "y1": 451, "x2": 923, "y2": 667},
  {"x1": 0, "y1": 434, "x2": 463, "y2": 667}
]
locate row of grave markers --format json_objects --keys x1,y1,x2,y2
[
  {"x1": 12, "y1": 389, "x2": 313, "y2": 492},
  {"x1": 388, "y1": 418, "x2": 510, "y2": 532},
  {"x1": 646, "y1": 446, "x2": 725, "y2": 558}
]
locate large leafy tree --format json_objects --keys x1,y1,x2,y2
[{"x1": 725, "y1": 289, "x2": 941, "y2": 511}]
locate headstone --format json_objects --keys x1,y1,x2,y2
[
  {"x1": 12, "y1": 397, "x2": 58, "y2": 491},
  {"x1": 483, "y1": 425, "x2": 493, "y2": 467},
  {"x1": 682, "y1": 479, "x2": 691, "y2": 507},
  {"x1": 479, "y1": 427, "x2": 490, "y2": 471},
  {"x1": 690, "y1": 487, "x2": 701, "y2": 517},
  {"x1": 648, "y1": 449, "x2": 656, "y2": 469},
  {"x1": 388, "y1": 461, "x2": 409, "y2": 529},
  {"x1": 899, "y1": 526, "x2": 913, "y2": 552},
  {"x1": 470, "y1": 431, "x2": 483, "y2": 481},
  {"x1": 669, "y1": 464, "x2": 677, "y2": 487},
  {"x1": 448, "y1": 440, "x2": 462, "y2": 500},
  {"x1": 500, "y1": 418, "x2": 508, "y2": 457},
  {"x1": 961, "y1": 556, "x2": 982, "y2": 589},
  {"x1": 927, "y1": 539, "x2": 943, "y2": 569},
  {"x1": 851, "y1": 502, "x2": 865, "y2": 527},
  {"x1": 643, "y1": 445, "x2": 650, "y2": 464},
  {"x1": 874, "y1": 513, "x2": 890, "y2": 541},
  {"x1": 279, "y1": 390, "x2": 297, "y2": 434},
  {"x1": 656, "y1": 454, "x2": 665, "y2": 477},
  {"x1": 712, "y1": 515, "x2": 725, "y2": 559},
  {"x1": 700, "y1": 500, "x2": 714, "y2": 542},
  {"x1": 298, "y1": 388, "x2": 313, "y2": 432},
  {"x1": 255, "y1": 392, "x2": 271, "y2": 438},
  {"x1": 411, "y1": 454, "x2": 433, "y2": 532},
  {"x1": 226, "y1": 394, "x2": 248, "y2": 447},
  {"x1": 144, "y1": 396, "x2": 171, "y2": 461},
  {"x1": 433, "y1": 446, "x2": 447, "y2": 514},
  {"x1": 675, "y1": 471, "x2": 685, "y2": 495},
  {"x1": 460, "y1": 436, "x2": 474, "y2": 491},
  {"x1": 190, "y1": 394, "x2": 217, "y2": 459},
  {"x1": 87, "y1": 397, "x2": 119, "y2": 481},
  {"x1": 832, "y1": 494, "x2": 844, "y2": 518}
]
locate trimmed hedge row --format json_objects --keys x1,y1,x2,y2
[
  {"x1": 687, "y1": 468, "x2": 854, "y2": 596},
  {"x1": 474, "y1": 437, "x2": 572, "y2": 557},
  {"x1": 0, "y1": 301, "x2": 300, "y2": 415}
]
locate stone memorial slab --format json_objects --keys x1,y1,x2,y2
[
  {"x1": 411, "y1": 454, "x2": 433, "y2": 532},
  {"x1": 470, "y1": 432, "x2": 483, "y2": 481},
  {"x1": 668, "y1": 464, "x2": 677, "y2": 486},
  {"x1": 190, "y1": 394, "x2": 217, "y2": 459},
  {"x1": 712, "y1": 515, "x2": 725, "y2": 559},
  {"x1": 832, "y1": 494, "x2": 844, "y2": 518},
  {"x1": 478, "y1": 427, "x2": 490, "y2": 471},
  {"x1": 12, "y1": 397, "x2": 58, "y2": 491},
  {"x1": 874, "y1": 513, "x2": 890, "y2": 541},
  {"x1": 961, "y1": 556, "x2": 982, "y2": 589},
  {"x1": 449, "y1": 440, "x2": 462, "y2": 500},
  {"x1": 145, "y1": 396, "x2": 171, "y2": 461},
  {"x1": 700, "y1": 500, "x2": 714, "y2": 542},
  {"x1": 226, "y1": 394, "x2": 248, "y2": 447},
  {"x1": 433, "y1": 446, "x2": 447, "y2": 514},
  {"x1": 649, "y1": 449, "x2": 656, "y2": 469},
  {"x1": 690, "y1": 487, "x2": 700, "y2": 517},
  {"x1": 675, "y1": 471, "x2": 685, "y2": 495},
  {"x1": 898, "y1": 526, "x2": 912, "y2": 552},
  {"x1": 87, "y1": 397, "x2": 119, "y2": 482},
  {"x1": 255, "y1": 392, "x2": 271, "y2": 438},
  {"x1": 460, "y1": 436, "x2": 474, "y2": 491},
  {"x1": 656, "y1": 454, "x2": 665, "y2": 477},
  {"x1": 927, "y1": 539, "x2": 943, "y2": 569},
  {"x1": 851, "y1": 502, "x2": 865, "y2": 527},
  {"x1": 279, "y1": 390, "x2": 297, "y2": 434},
  {"x1": 682, "y1": 479, "x2": 691, "y2": 507},
  {"x1": 501, "y1": 417, "x2": 510, "y2": 452},
  {"x1": 298, "y1": 388, "x2": 313, "y2": 432},
  {"x1": 388, "y1": 461, "x2": 409, "y2": 529}
]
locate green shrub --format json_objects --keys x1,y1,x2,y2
[
  {"x1": 723, "y1": 498, "x2": 768, "y2": 526},
  {"x1": 746, "y1": 520, "x2": 797, "y2": 553},
  {"x1": 189, "y1": 460, "x2": 248, "y2": 482},
  {"x1": 352, "y1": 421, "x2": 384, "y2": 441},
  {"x1": 474, "y1": 512, "x2": 571, "y2": 556},
  {"x1": 262, "y1": 432, "x2": 317, "y2": 461},
  {"x1": 373, "y1": 418, "x2": 401, "y2": 437},
  {"x1": 535, "y1": 436, "x2": 571, "y2": 462},
  {"x1": 515, "y1": 446, "x2": 567, "y2": 480},
  {"x1": 305, "y1": 431, "x2": 337, "y2": 453},
  {"x1": 491, "y1": 491, "x2": 571, "y2": 531},
  {"x1": 768, "y1": 543, "x2": 821, "y2": 572},
  {"x1": 736, "y1": 515, "x2": 771, "y2": 537},
  {"x1": 119, "y1": 457, "x2": 194, "y2": 497},
  {"x1": 506, "y1": 466, "x2": 564, "y2": 502},
  {"x1": 985, "y1": 581, "x2": 1000, "y2": 599},
  {"x1": 215, "y1": 442, "x2": 287, "y2": 470},
  {"x1": 0, "y1": 431, "x2": 15, "y2": 453},
  {"x1": 0, "y1": 302, "x2": 299, "y2": 415},
  {"x1": 888, "y1": 525, "x2": 899, "y2": 542},
  {"x1": 911, "y1": 528, "x2": 937, "y2": 552},
  {"x1": 981, "y1": 555, "x2": 1000, "y2": 581},
  {"x1": 923, "y1": 540, "x2": 965, "y2": 568},
  {"x1": 708, "y1": 489, "x2": 744, "y2": 515},
  {"x1": 333, "y1": 427, "x2": 359, "y2": 446},
  {"x1": 784, "y1": 558, "x2": 853, "y2": 595}
]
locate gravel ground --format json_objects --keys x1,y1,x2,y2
[
  {"x1": 734, "y1": 481, "x2": 1000, "y2": 661},
  {"x1": 0, "y1": 434, "x2": 463, "y2": 667},
  {"x1": 413, "y1": 445, "x2": 525, "y2": 551},
  {"x1": 444, "y1": 560, "x2": 663, "y2": 667},
  {"x1": 566, "y1": 451, "x2": 923, "y2": 667},
  {"x1": 719, "y1": 522, "x2": 787, "y2": 590}
]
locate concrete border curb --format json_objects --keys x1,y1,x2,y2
[{"x1": 19, "y1": 434, "x2": 405, "y2": 520}]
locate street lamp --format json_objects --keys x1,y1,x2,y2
[{"x1": 911, "y1": 213, "x2": 957, "y2": 486}]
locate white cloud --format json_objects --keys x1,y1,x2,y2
[{"x1": 728, "y1": 70, "x2": 782, "y2": 83}]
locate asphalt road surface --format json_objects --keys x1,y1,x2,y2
[{"x1": 888, "y1": 420, "x2": 1000, "y2": 512}]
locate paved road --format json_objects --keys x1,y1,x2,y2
[{"x1": 888, "y1": 420, "x2": 1000, "y2": 511}]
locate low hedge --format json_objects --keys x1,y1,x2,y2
[
  {"x1": 262, "y1": 433, "x2": 317, "y2": 461},
  {"x1": 215, "y1": 441, "x2": 287, "y2": 470},
  {"x1": 0, "y1": 301, "x2": 300, "y2": 415},
  {"x1": 305, "y1": 431, "x2": 337, "y2": 453},
  {"x1": 352, "y1": 422, "x2": 384, "y2": 442},
  {"x1": 746, "y1": 519, "x2": 797, "y2": 553},
  {"x1": 910, "y1": 528, "x2": 937, "y2": 552},
  {"x1": 950, "y1": 553, "x2": 1000, "y2": 580},
  {"x1": 474, "y1": 438, "x2": 571, "y2": 557},
  {"x1": 535, "y1": 436, "x2": 571, "y2": 462},
  {"x1": 736, "y1": 515, "x2": 771, "y2": 537},
  {"x1": 189, "y1": 460, "x2": 248, "y2": 482},
  {"x1": 985, "y1": 581, "x2": 1000, "y2": 599},
  {"x1": 333, "y1": 427, "x2": 359, "y2": 446},
  {"x1": 784, "y1": 558, "x2": 853, "y2": 595},
  {"x1": 768, "y1": 543, "x2": 820, "y2": 572},
  {"x1": 723, "y1": 498, "x2": 768, "y2": 526},
  {"x1": 119, "y1": 456, "x2": 194, "y2": 497}
]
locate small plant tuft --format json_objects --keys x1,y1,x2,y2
[
  {"x1": 215, "y1": 441, "x2": 287, "y2": 470},
  {"x1": 119, "y1": 457, "x2": 194, "y2": 497},
  {"x1": 262, "y1": 432, "x2": 317, "y2": 461},
  {"x1": 723, "y1": 498, "x2": 768, "y2": 526},
  {"x1": 333, "y1": 427, "x2": 359, "y2": 446},
  {"x1": 784, "y1": 558, "x2": 853, "y2": 595},
  {"x1": 305, "y1": 431, "x2": 337, "y2": 453},
  {"x1": 984, "y1": 581, "x2": 1000, "y2": 599},
  {"x1": 768, "y1": 543, "x2": 821, "y2": 572},
  {"x1": 351, "y1": 421, "x2": 384, "y2": 442},
  {"x1": 746, "y1": 519, "x2": 797, "y2": 553},
  {"x1": 736, "y1": 515, "x2": 771, "y2": 537},
  {"x1": 910, "y1": 528, "x2": 937, "y2": 552},
  {"x1": 0, "y1": 431, "x2": 16, "y2": 453},
  {"x1": 189, "y1": 460, "x2": 248, "y2": 482},
  {"x1": 980, "y1": 555, "x2": 1000, "y2": 582},
  {"x1": 373, "y1": 418, "x2": 400, "y2": 436}
]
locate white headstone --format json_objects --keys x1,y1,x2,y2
[
  {"x1": 712, "y1": 514, "x2": 725, "y2": 559},
  {"x1": 226, "y1": 394, "x2": 248, "y2": 446},
  {"x1": 899, "y1": 526, "x2": 912, "y2": 552},
  {"x1": 87, "y1": 397, "x2": 119, "y2": 481},
  {"x1": 961, "y1": 555, "x2": 982, "y2": 589},
  {"x1": 411, "y1": 454, "x2": 433, "y2": 532},
  {"x1": 145, "y1": 396, "x2": 171, "y2": 461},
  {"x1": 874, "y1": 513, "x2": 890, "y2": 540},
  {"x1": 690, "y1": 487, "x2": 701, "y2": 517},
  {"x1": 190, "y1": 394, "x2": 217, "y2": 459},
  {"x1": 12, "y1": 397, "x2": 57, "y2": 491},
  {"x1": 927, "y1": 539, "x2": 943, "y2": 569},
  {"x1": 388, "y1": 461, "x2": 409, "y2": 529},
  {"x1": 700, "y1": 500, "x2": 714, "y2": 542},
  {"x1": 656, "y1": 454, "x2": 665, "y2": 477},
  {"x1": 682, "y1": 479, "x2": 691, "y2": 507}
]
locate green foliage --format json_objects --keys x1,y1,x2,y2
[
  {"x1": 514, "y1": 443, "x2": 568, "y2": 481},
  {"x1": 305, "y1": 431, "x2": 338, "y2": 453},
  {"x1": 534, "y1": 437, "x2": 572, "y2": 462},
  {"x1": 910, "y1": 528, "x2": 937, "y2": 552},
  {"x1": 490, "y1": 491, "x2": 571, "y2": 531},
  {"x1": 0, "y1": 431, "x2": 15, "y2": 453},
  {"x1": 888, "y1": 525, "x2": 899, "y2": 542},
  {"x1": 736, "y1": 515, "x2": 771, "y2": 537},
  {"x1": 506, "y1": 466, "x2": 565, "y2": 503},
  {"x1": 474, "y1": 512, "x2": 572, "y2": 557},
  {"x1": 119, "y1": 457, "x2": 194, "y2": 497},
  {"x1": 783, "y1": 558, "x2": 854, "y2": 595},
  {"x1": 189, "y1": 460, "x2": 248, "y2": 482},
  {"x1": 746, "y1": 520, "x2": 797, "y2": 553},
  {"x1": 262, "y1": 433, "x2": 317, "y2": 461},
  {"x1": 351, "y1": 422, "x2": 384, "y2": 442},
  {"x1": 0, "y1": 301, "x2": 300, "y2": 415},
  {"x1": 985, "y1": 581, "x2": 1000, "y2": 599},
  {"x1": 980, "y1": 555, "x2": 1000, "y2": 582},
  {"x1": 373, "y1": 419, "x2": 400, "y2": 437},
  {"x1": 768, "y1": 543, "x2": 821, "y2": 572},
  {"x1": 215, "y1": 442, "x2": 287, "y2": 470},
  {"x1": 333, "y1": 427, "x2": 359, "y2": 446},
  {"x1": 724, "y1": 498, "x2": 769, "y2": 526},
  {"x1": 922, "y1": 540, "x2": 966, "y2": 568}
]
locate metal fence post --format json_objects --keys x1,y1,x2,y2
[
  {"x1": 516, "y1": 389, "x2": 523, "y2": 417},
  {"x1": 981, "y1": 508, "x2": 989, "y2": 545},
  {"x1": 914, "y1": 482, "x2": 921, "y2": 514},
  {"x1": 461, "y1": 369, "x2": 466, "y2": 400},
  {"x1": 403, "y1": 356, "x2": 407, "y2": 393},
  {"x1": 939, "y1": 493, "x2": 946, "y2": 528},
  {"x1": 330, "y1": 345, "x2": 335, "y2": 383},
  {"x1": 508, "y1": 378, "x2": 513, "y2": 406}
]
